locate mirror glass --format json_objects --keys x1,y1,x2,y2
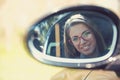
[{"x1": 26, "y1": 6, "x2": 119, "y2": 68}]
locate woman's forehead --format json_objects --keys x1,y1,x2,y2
[{"x1": 69, "y1": 24, "x2": 89, "y2": 36}]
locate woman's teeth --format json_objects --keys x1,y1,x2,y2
[{"x1": 83, "y1": 45, "x2": 89, "y2": 50}]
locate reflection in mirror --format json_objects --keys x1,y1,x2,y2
[
  {"x1": 27, "y1": 10, "x2": 117, "y2": 60},
  {"x1": 63, "y1": 13, "x2": 114, "y2": 59}
]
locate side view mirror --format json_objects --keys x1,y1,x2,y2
[{"x1": 25, "y1": 5, "x2": 120, "y2": 69}]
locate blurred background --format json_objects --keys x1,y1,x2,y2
[{"x1": 0, "y1": 0, "x2": 120, "y2": 80}]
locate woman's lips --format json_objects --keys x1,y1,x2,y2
[
  {"x1": 82, "y1": 45, "x2": 90, "y2": 51},
  {"x1": 80, "y1": 43, "x2": 90, "y2": 51},
  {"x1": 83, "y1": 46, "x2": 89, "y2": 50}
]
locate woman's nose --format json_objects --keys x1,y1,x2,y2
[{"x1": 79, "y1": 38, "x2": 87, "y2": 45}]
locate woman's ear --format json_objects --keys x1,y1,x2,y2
[{"x1": 68, "y1": 40, "x2": 73, "y2": 45}]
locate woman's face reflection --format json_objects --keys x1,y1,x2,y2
[{"x1": 69, "y1": 23, "x2": 97, "y2": 55}]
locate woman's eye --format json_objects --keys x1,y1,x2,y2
[
  {"x1": 83, "y1": 31, "x2": 91, "y2": 37},
  {"x1": 72, "y1": 37, "x2": 78, "y2": 42}
]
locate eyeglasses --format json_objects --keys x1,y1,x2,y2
[{"x1": 71, "y1": 30, "x2": 93, "y2": 44}]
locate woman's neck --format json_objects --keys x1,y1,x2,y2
[{"x1": 80, "y1": 47, "x2": 100, "y2": 58}]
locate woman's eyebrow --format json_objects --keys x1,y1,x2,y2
[
  {"x1": 72, "y1": 36, "x2": 78, "y2": 37},
  {"x1": 82, "y1": 30, "x2": 91, "y2": 35},
  {"x1": 71, "y1": 36, "x2": 78, "y2": 39},
  {"x1": 71, "y1": 30, "x2": 90, "y2": 38}
]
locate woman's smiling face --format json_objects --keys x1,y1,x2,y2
[{"x1": 69, "y1": 23, "x2": 97, "y2": 55}]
